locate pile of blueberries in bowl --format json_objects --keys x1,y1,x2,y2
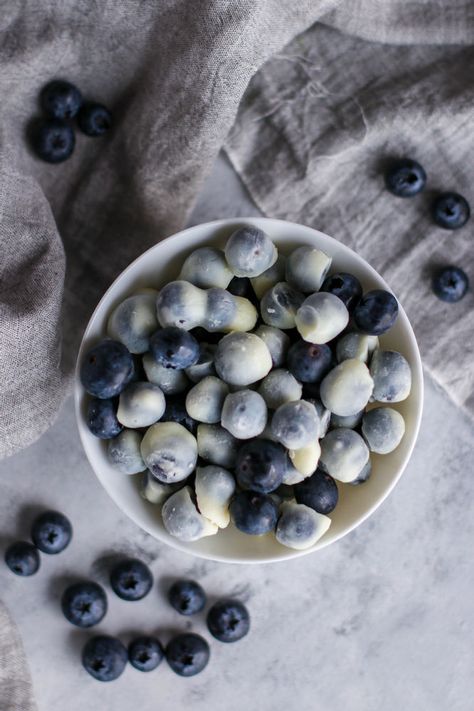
[{"x1": 78, "y1": 224, "x2": 415, "y2": 554}]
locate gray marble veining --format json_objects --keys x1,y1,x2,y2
[{"x1": 0, "y1": 154, "x2": 473, "y2": 711}]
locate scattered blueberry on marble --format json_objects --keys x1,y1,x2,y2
[
  {"x1": 168, "y1": 580, "x2": 207, "y2": 616},
  {"x1": 294, "y1": 469, "x2": 339, "y2": 514},
  {"x1": 31, "y1": 510, "x2": 72, "y2": 554},
  {"x1": 31, "y1": 118, "x2": 75, "y2": 163},
  {"x1": 432, "y1": 266, "x2": 469, "y2": 303},
  {"x1": 432, "y1": 192, "x2": 470, "y2": 230},
  {"x1": 354, "y1": 289, "x2": 398, "y2": 335},
  {"x1": 77, "y1": 102, "x2": 112, "y2": 137},
  {"x1": 110, "y1": 558, "x2": 153, "y2": 601},
  {"x1": 86, "y1": 397, "x2": 123, "y2": 439},
  {"x1": 5, "y1": 541, "x2": 40, "y2": 577},
  {"x1": 321, "y1": 272, "x2": 363, "y2": 313},
  {"x1": 230, "y1": 490, "x2": 278, "y2": 535},
  {"x1": 128, "y1": 636, "x2": 164, "y2": 672},
  {"x1": 61, "y1": 581, "x2": 108, "y2": 628},
  {"x1": 40, "y1": 79, "x2": 83, "y2": 119},
  {"x1": 82, "y1": 635, "x2": 128, "y2": 682},
  {"x1": 150, "y1": 327, "x2": 200, "y2": 370},
  {"x1": 166, "y1": 633, "x2": 210, "y2": 677},
  {"x1": 207, "y1": 599, "x2": 250, "y2": 643},
  {"x1": 80, "y1": 340, "x2": 135, "y2": 399},
  {"x1": 384, "y1": 158, "x2": 426, "y2": 197}
]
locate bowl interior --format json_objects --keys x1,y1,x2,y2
[{"x1": 74, "y1": 218, "x2": 423, "y2": 563}]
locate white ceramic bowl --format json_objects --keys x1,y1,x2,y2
[{"x1": 74, "y1": 218, "x2": 423, "y2": 564}]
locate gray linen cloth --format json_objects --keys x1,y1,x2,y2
[{"x1": 0, "y1": 601, "x2": 37, "y2": 711}]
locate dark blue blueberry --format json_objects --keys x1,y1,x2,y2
[
  {"x1": 128, "y1": 636, "x2": 164, "y2": 672},
  {"x1": 230, "y1": 491, "x2": 278, "y2": 535},
  {"x1": 354, "y1": 289, "x2": 398, "y2": 335},
  {"x1": 165, "y1": 633, "x2": 210, "y2": 677},
  {"x1": 384, "y1": 158, "x2": 426, "y2": 197},
  {"x1": 82, "y1": 635, "x2": 127, "y2": 682},
  {"x1": 31, "y1": 118, "x2": 75, "y2": 163},
  {"x1": 149, "y1": 327, "x2": 200, "y2": 370},
  {"x1": 86, "y1": 397, "x2": 123, "y2": 439},
  {"x1": 61, "y1": 581, "x2": 107, "y2": 627},
  {"x1": 321, "y1": 272, "x2": 363, "y2": 313},
  {"x1": 168, "y1": 580, "x2": 206, "y2": 615},
  {"x1": 432, "y1": 192, "x2": 470, "y2": 230},
  {"x1": 207, "y1": 599, "x2": 250, "y2": 643},
  {"x1": 287, "y1": 341, "x2": 334, "y2": 383},
  {"x1": 235, "y1": 439, "x2": 286, "y2": 493},
  {"x1": 31, "y1": 510, "x2": 72, "y2": 554},
  {"x1": 432, "y1": 266, "x2": 469, "y2": 303},
  {"x1": 294, "y1": 469, "x2": 338, "y2": 514},
  {"x1": 110, "y1": 558, "x2": 153, "y2": 601},
  {"x1": 5, "y1": 541, "x2": 40, "y2": 576},
  {"x1": 40, "y1": 80, "x2": 82, "y2": 119},
  {"x1": 162, "y1": 395, "x2": 197, "y2": 434},
  {"x1": 80, "y1": 340, "x2": 134, "y2": 399},
  {"x1": 77, "y1": 102, "x2": 112, "y2": 137}
]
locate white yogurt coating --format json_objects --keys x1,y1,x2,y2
[
  {"x1": 161, "y1": 486, "x2": 218, "y2": 541},
  {"x1": 139, "y1": 471, "x2": 178, "y2": 505},
  {"x1": 185, "y1": 376, "x2": 229, "y2": 424},
  {"x1": 140, "y1": 422, "x2": 197, "y2": 484},
  {"x1": 258, "y1": 369, "x2": 302, "y2": 410},
  {"x1": 271, "y1": 400, "x2": 320, "y2": 449},
  {"x1": 289, "y1": 438, "x2": 321, "y2": 477},
  {"x1": 107, "y1": 292, "x2": 159, "y2": 354},
  {"x1": 276, "y1": 502, "x2": 331, "y2": 550},
  {"x1": 285, "y1": 246, "x2": 332, "y2": 293},
  {"x1": 308, "y1": 399, "x2": 331, "y2": 438},
  {"x1": 250, "y1": 253, "x2": 286, "y2": 299},
  {"x1": 197, "y1": 424, "x2": 238, "y2": 468},
  {"x1": 370, "y1": 349, "x2": 412, "y2": 403},
  {"x1": 320, "y1": 359, "x2": 374, "y2": 416},
  {"x1": 330, "y1": 410, "x2": 364, "y2": 430},
  {"x1": 156, "y1": 280, "x2": 208, "y2": 330},
  {"x1": 361, "y1": 406, "x2": 405, "y2": 454},
  {"x1": 260, "y1": 282, "x2": 305, "y2": 329},
  {"x1": 117, "y1": 382, "x2": 166, "y2": 428},
  {"x1": 222, "y1": 295, "x2": 258, "y2": 332},
  {"x1": 195, "y1": 465, "x2": 236, "y2": 528},
  {"x1": 214, "y1": 332, "x2": 272, "y2": 386},
  {"x1": 224, "y1": 226, "x2": 278, "y2": 278},
  {"x1": 221, "y1": 390, "x2": 267, "y2": 439},
  {"x1": 319, "y1": 428, "x2": 369, "y2": 483},
  {"x1": 178, "y1": 247, "x2": 233, "y2": 288},
  {"x1": 253, "y1": 325, "x2": 290, "y2": 368},
  {"x1": 295, "y1": 292, "x2": 349, "y2": 344},
  {"x1": 336, "y1": 332, "x2": 379, "y2": 364},
  {"x1": 107, "y1": 429, "x2": 145, "y2": 475},
  {"x1": 281, "y1": 460, "x2": 307, "y2": 485},
  {"x1": 185, "y1": 343, "x2": 216, "y2": 383},
  {"x1": 142, "y1": 353, "x2": 189, "y2": 395}
]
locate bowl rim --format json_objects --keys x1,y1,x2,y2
[{"x1": 74, "y1": 217, "x2": 424, "y2": 564}]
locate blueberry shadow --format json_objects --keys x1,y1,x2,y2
[
  {"x1": 47, "y1": 572, "x2": 89, "y2": 603},
  {"x1": 89, "y1": 551, "x2": 127, "y2": 585},
  {"x1": 16, "y1": 503, "x2": 46, "y2": 537}
]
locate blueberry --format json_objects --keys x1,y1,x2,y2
[
  {"x1": 260, "y1": 282, "x2": 305, "y2": 330},
  {"x1": 110, "y1": 558, "x2": 153, "y2": 601},
  {"x1": 225, "y1": 226, "x2": 277, "y2": 278},
  {"x1": 40, "y1": 80, "x2": 83, "y2": 119},
  {"x1": 384, "y1": 158, "x2": 426, "y2": 197},
  {"x1": 321, "y1": 272, "x2": 363, "y2": 313},
  {"x1": 271, "y1": 400, "x2": 320, "y2": 449},
  {"x1": 227, "y1": 276, "x2": 253, "y2": 298},
  {"x1": 86, "y1": 397, "x2": 123, "y2": 439},
  {"x1": 235, "y1": 439, "x2": 286, "y2": 493},
  {"x1": 287, "y1": 341, "x2": 333, "y2": 383},
  {"x1": 141, "y1": 422, "x2": 197, "y2": 484},
  {"x1": 432, "y1": 192, "x2": 470, "y2": 230},
  {"x1": 162, "y1": 395, "x2": 197, "y2": 434},
  {"x1": 82, "y1": 636, "x2": 127, "y2": 682},
  {"x1": 80, "y1": 340, "x2": 134, "y2": 399},
  {"x1": 77, "y1": 102, "x2": 112, "y2": 137},
  {"x1": 353, "y1": 289, "x2": 398, "y2": 335},
  {"x1": 61, "y1": 582, "x2": 107, "y2": 627},
  {"x1": 128, "y1": 636, "x2": 164, "y2": 672},
  {"x1": 166, "y1": 633, "x2": 210, "y2": 677},
  {"x1": 207, "y1": 599, "x2": 250, "y2": 643},
  {"x1": 432, "y1": 266, "x2": 469, "y2": 303},
  {"x1": 221, "y1": 390, "x2": 267, "y2": 439},
  {"x1": 168, "y1": 580, "x2": 206, "y2": 615},
  {"x1": 107, "y1": 429, "x2": 146, "y2": 474},
  {"x1": 179, "y1": 247, "x2": 233, "y2": 289},
  {"x1": 276, "y1": 502, "x2": 331, "y2": 550},
  {"x1": 149, "y1": 327, "x2": 200, "y2": 370},
  {"x1": 5, "y1": 541, "x2": 40, "y2": 576},
  {"x1": 31, "y1": 118, "x2": 75, "y2": 163},
  {"x1": 230, "y1": 490, "x2": 278, "y2": 535},
  {"x1": 370, "y1": 349, "x2": 411, "y2": 403},
  {"x1": 31, "y1": 510, "x2": 72, "y2": 554},
  {"x1": 294, "y1": 469, "x2": 338, "y2": 514},
  {"x1": 162, "y1": 486, "x2": 218, "y2": 541}
]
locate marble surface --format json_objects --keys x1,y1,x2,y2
[{"x1": 1, "y1": 153, "x2": 473, "y2": 711}]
